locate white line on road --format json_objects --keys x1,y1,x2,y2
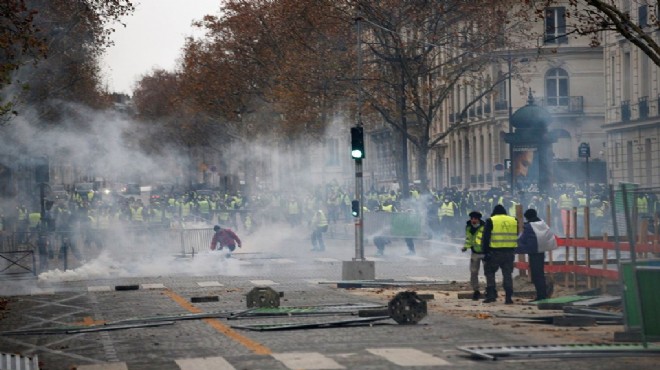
[
  {"x1": 175, "y1": 356, "x2": 236, "y2": 370},
  {"x1": 250, "y1": 280, "x2": 278, "y2": 286},
  {"x1": 87, "y1": 286, "x2": 112, "y2": 292},
  {"x1": 76, "y1": 363, "x2": 128, "y2": 370},
  {"x1": 197, "y1": 281, "x2": 224, "y2": 287},
  {"x1": 271, "y1": 258, "x2": 295, "y2": 264},
  {"x1": 366, "y1": 348, "x2": 450, "y2": 366},
  {"x1": 314, "y1": 258, "x2": 341, "y2": 263},
  {"x1": 407, "y1": 276, "x2": 440, "y2": 281},
  {"x1": 272, "y1": 352, "x2": 345, "y2": 369},
  {"x1": 140, "y1": 283, "x2": 166, "y2": 290}
]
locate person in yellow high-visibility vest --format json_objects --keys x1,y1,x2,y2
[
  {"x1": 310, "y1": 209, "x2": 328, "y2": 252},
  {"x1": 462, "y1": 211, "x2": 485, "y2": 300},
  {"x1": 481, "y1": 204, "x2": 518, "y2": 304}
]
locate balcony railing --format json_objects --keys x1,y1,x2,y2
[
  {"x1": 537, "y1": 96, "x2": 584, "y2": 113},
  {"x1": 494, "y1": 100, "x2": 508, "y2": 111},
  {"x1": 621, "y1": 100, "x2": 631, "y2": 122},
  {"x1": 638, "y1": 96, "x2": 649, "y2": 119}
]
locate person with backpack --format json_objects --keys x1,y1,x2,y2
[{"x1": 515, "y1": 208, "x2": 557, "y2": 301}]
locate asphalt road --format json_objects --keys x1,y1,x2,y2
[{"x1": 0, "y1": 232, "x2": 657, "y2": 369}]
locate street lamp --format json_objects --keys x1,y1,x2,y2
[{"x1": 508, "y1": 52, "x2": 514, "y2": 195}]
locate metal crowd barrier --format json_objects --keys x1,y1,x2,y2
[{"x1": 0, "y1": 226, "x2": 216, "y2": 275}]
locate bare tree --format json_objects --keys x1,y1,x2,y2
[
  {"x1": 351, "y1": 0, "x2": 531, "y2": 194},
  {"x1": 539, "y1": 0, "x2": 660, "y2": 66}
]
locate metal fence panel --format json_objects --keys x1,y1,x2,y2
[{"x1": 363, "y1": 212, "x2": 427, "y2": 238}]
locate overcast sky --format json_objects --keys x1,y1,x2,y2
[{"x1": 101, "y1": 0, "x2": 220, "y2": 95}]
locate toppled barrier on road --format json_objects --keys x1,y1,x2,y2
[
  {"x1": 230, "y1": 291, "x2": 429, "y2": 331},
  {"x1": 246, "y1": 286, "x2": 283, "y2": 308}
]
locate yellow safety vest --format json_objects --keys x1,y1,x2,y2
[
  {"x1": 198, "y1": 200, "x2": 210, "y2": 213},
  {"x1": 559, "y1": 194, "x2": 573, "y2": 210},
  {"x1": 465, "y1": 224, "x2": 484, "y2": 253},
  {"x1": 382, "y1": 204, "x2": 394, "y2": 212},
  {"x1": 181, "y1": 202, "x2": 192, "y2": 216},
  {"x1": 151, "y1": 208, "x2": 163, "y2": 222},
  {"x1": 576, "y1": 197, "x2": 587, "y2": 216},
  {"x1": 288, "y1": 201, "x2": 300, "y2": 214},
  {"x1": 489, "y1": 215, "x2": 518, "y2": 249},
  {"x1": 28, "y1": 212, "x2": 41, "y2": 228},
  {"x1": 637, "y1": 197, "x2": 648, "y2": 213},
  {"x1": 131, "y1": 206, "x2": 144, "y2": 222},
  {"x1": 438, "y1": 203, "x2": 454, "y2": 217},
  {"x1": 314, "y1": 211, "x2": 328, "y2": 227}
]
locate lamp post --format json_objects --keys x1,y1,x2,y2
[{"x1": 508, "y1": 52, "x2": 514, "y2": 195}]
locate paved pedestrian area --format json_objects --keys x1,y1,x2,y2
[{"x1": 1, "y1": 238, "x2": 658, "y2": 369}]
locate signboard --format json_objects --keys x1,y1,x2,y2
[
  {"x1": 578, "y1": 142, "x2": 591, "y2": 158},
  {"x1": 512, "y1": 145, "x2": 539, "y2": 191}
]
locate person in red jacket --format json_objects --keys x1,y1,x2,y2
[{"x1": 210, "y1": 225, "x2": 242, "y2": 255}]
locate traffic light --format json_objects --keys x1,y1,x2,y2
[
  {"x1": 351, "y1": 200, "x2": 360, "y2": 217},
  {"x1": 350, "y1": 126, "x2": 365, "y2": 159}
]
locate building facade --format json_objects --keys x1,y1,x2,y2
[
  {"x1": 602, "y1": 1, "x2": 660, "y2": 188},
  {"x1": 427, "y1": 3, "x2": 606, "y2": 192}
]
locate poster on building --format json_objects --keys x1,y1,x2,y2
[{"x1": 512, "y1": 145, "x2": 539, "y2": 192}]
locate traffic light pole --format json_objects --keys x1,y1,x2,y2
[{"x1": 354, "y1": 159, "x2": 364, "y2": 261}]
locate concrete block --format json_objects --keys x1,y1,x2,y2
[{"x1": 341, "y1": 260, "x2": 375, "y2": 281}]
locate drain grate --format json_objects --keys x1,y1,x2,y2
[
  {"x1": 0, "y1": 352, "x2": 39, "y2": 370},
  {"x1": 457, "y1": 343, "x2": 660, "y2": 360}
]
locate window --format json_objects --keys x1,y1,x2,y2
[
  {"x1": 639, "y1": 5, "x2": 648, "y2": 27},
  {"x1": 544, "y1": 7, "x2": 567, "y2": 44},
  {"x1": 545, "y1": 68, "x2": 569, "y2": 106}
]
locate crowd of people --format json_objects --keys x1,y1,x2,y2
[{"x1": 1, "y1": 180, "x2": 657, "y2": 268}]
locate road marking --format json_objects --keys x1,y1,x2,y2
[
  {"x1": 366, "y1": 348, "x2": 450, "y2": 366},
  {"x1": 271, "y1": 258, "x2": 295, "y2": 264},
  {"x1": 88, "y1": 286, "x2": 112, "y2": 292},
  {"x1": 162, "y1": 289, "x2": 271, "y2": 355},
  {"x1": 315, "y1": 257, "x2": 341, "y2": 263},
  {"x1": 197, "y1": 281, "x2": 224, "y2": 287},
  {"x1": 403, "y1": 255, "x2": 427, "y2": 261},
  {"x1": 408, "y1": 276, "x2": 439, "y2": 281},
  {"x1": 306, "y1": 278, "x2": 330, "y2": 284},
  {"x1": 76, "y1": 363, "x2": 128, "y2": 370},
  {"x1": 175, "y1": 356, "x2": 235, "y2": 369},
  {"x1": 250, "y1": 280, "x2": 278, "y2": 286},
  {"x1": 140, "y1": 283, "x2": 166, "y2": 290},
  {"x1": 272, "y1": 352, "x2": 345, "y2": 369}
]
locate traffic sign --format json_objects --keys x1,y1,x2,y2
[{"x1": 578, "y1": 142, "x2": 590, "y2": 158}]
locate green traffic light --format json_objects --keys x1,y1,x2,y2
[
  {"x1": 350, "y1": 126, "x2": 365, "y2": 159},
  {"x1": 351, "y1": 200, "x2": 360, "y2": 217}
]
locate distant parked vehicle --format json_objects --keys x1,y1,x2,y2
[
  {"x1": 48, "y1": 184, "x2": 69, "y2": 201},
  {"x1": 74, "y1": 182, "x2": 95, "y2": 195},
  {"x1": 121, "y1": 183, "x2": 141, "y2": 196}
]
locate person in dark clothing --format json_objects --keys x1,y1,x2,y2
[
  {"x1": 373, "y1": 236, "x2": 391, "y2": 256},
  {"x1": 210, "y1": 225, "x2": 242, "y2": 257},
  {"x1": 515, "y1": 208, "x2": 557, "y2": 301},
  {"x1": 481, "y1": 204, "x2": 518, "y2": 304},
  {"x1": 462, "y1": 211, "x2": 485, "y2": 300}
]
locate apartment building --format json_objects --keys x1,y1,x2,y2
[
  {"x1": 430, "y1": 3, "x2": 606, "y2": 191},
  {"x1": 603, "y1": 1, "x2": 660, "y2": 188}
]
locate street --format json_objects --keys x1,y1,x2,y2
[{"x1": 0, "y1": 231, "x2": 657, "y2": 369}]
